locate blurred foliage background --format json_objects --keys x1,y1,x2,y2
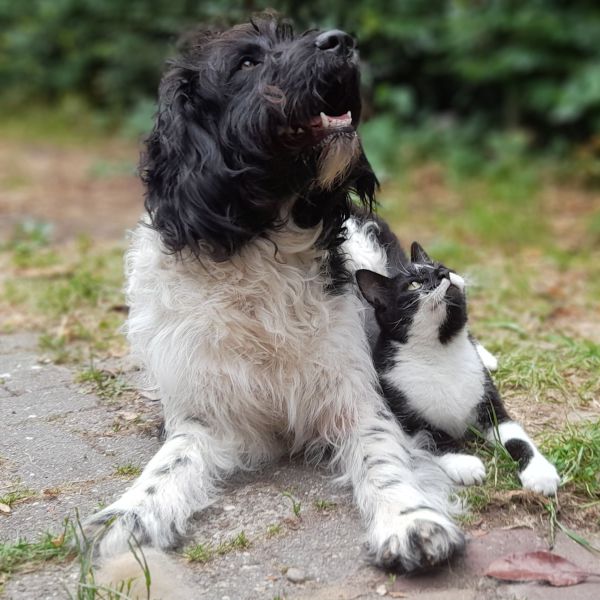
[{"x1": 1, "y1": 0, "x2": 600, "y2": 178}]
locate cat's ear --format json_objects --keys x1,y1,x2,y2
[
  {"x1": 356, "y1": 270, "x2": 392, "y2": 310},
  {"x1": 410, "y1": 241, "x2": 433, "y2": 264}
]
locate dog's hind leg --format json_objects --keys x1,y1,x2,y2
[
  {"x1": 86, "y1": 420, "x2": 240, "y2": 558},
  {"x1": 336, "y1": 398, "x2": 465, "y2": 573}
]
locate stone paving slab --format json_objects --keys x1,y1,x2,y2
[{"x1": 1, "y1": 332, "x2": 599, "y2": 599}]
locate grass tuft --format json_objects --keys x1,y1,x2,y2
[
  {"x1": 114, "y1": 464, "x2": 142, "y2": 478},
  {"x1": 314, "y1": 499, "x2": 337, "y2": 512},
  {"x1": 266, "y1": 524, "x2": 283, "y2": 538},
  {"x1": 184, "y1": 531, "x2": 250, "y2": 564},
  {"x1": 282, "y1": 491, "x2": 301, "y2": 518},
  {"x1": 542, "y1": 420, "x2": 600, "y2": 499},
  {"x1": 77, "y1": 364, "x2": 130, "y2": 401},
  {"x1": 0, "y1": 487, "x2": 37, "y2": 509},
  {"x1": 0, "y1": 529, "x2": 72, "y2": 575}
]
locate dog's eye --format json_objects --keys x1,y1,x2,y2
[
  {"x1": 239, "y1": 57, "x2": 259, "y2": 70},
  {"x1": 407, "y1": 281, "x2": 422, "y2": 291}
]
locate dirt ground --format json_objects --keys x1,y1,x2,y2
[{"x1": 0, "y1": 139, "x2": 143, "y2": 242}]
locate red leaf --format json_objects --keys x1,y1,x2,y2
[{"x1": 485, "y1": 551, "x2": 590, "y2": 587}]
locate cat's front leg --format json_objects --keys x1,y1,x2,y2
[
  {"x1": 486, "y1": 421, "x2": 560, "y2": 495},
  {"x1": 434, "y1": 453, "x2": 486, "y2": 486}
]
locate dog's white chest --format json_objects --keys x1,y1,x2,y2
[{"x1": 384, "y1": 336, "x2": 484, "y2": 438}]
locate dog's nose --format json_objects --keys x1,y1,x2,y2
[{"x1": 315, "y1": 30, "x2": 356, "y2": 54}]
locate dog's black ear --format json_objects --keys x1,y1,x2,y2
[
  {"x1": 355, "y1": 269, "x2": 391, "y2": 310},
  {"x1": 351, "y1": 148, "x2": 379, "y2": 212},
  {"x1": 410, "y1": 241, "x2": 433, "y2": 265},
  {"x1": 141, "y1": 64, "x2": 245, "y2": 260}
]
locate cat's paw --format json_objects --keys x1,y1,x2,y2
[
  {"x1": 367, "y1": 508, "x2": 465, "y2": 572},
  {"x1": 520, "y1": 455, "x2": 560, "y2": 495},
  {"x1": 437, "y1": 453, "x2": 486, "y2": 486},
  {"x1": 475, "y1": 343, "x2": 498, "y2": 371}
]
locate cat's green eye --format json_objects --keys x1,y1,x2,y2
[{"x1": 407, "y1": 281, "x2": 422, "y2": 291}]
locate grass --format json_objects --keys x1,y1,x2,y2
[
  {"x1": 491, "y1": 336, "x2": 600, "y2": 404},
  {"x1": 114, "y1": 464, "x2": 142, "y2": 478},
  {"x1": 77, "y1": 364, "x2": 130, "y2": 401},
  {"x1": 314, "y1": 499, "x2": 337, "y2": 512},
  {"x1": 0, "y1": 229, "x2": 126, "y2": 363},
  {"x1": 0, "y1": 529, "x2": 73, "y2": 576},
  {"x1": 266, "y1": 524, "x2": 283, "y2": 537},
  {"x1": 184, "y1": 531, "x2": 250, "y2": 564},
  {"x1": 282, "y1": 491, "x2": 302, "y2": 518},
  {"x1": 542, "y1": 420, "x2": 600, "y2": 499},
  {"x1": 0, "y1": 487, "x2": 37, "y2": 509}
]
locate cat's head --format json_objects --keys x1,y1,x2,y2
[{"x1": 356, "y1": 241, "x2": 467, "y2": 344}]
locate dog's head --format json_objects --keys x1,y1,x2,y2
[{"x1": 142, "y1": 13, "x2": 378, "y2": 259}]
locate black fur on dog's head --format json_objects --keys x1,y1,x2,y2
[{"x1": 142, "y1": 12, "x2": 378, "y2": 260}]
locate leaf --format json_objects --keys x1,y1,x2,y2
[
  {"x1": 0, "y1": 502, "x2": 11, "y2": 513},
  {"x1": 485, "y1": 551, "x2": 591, "y2": 586}
]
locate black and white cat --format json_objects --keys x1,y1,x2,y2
[{"x1": 354, "y1": 241, "x2": 560, "y2": 495}]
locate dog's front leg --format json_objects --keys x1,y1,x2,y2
[
  {"x1": 86, "y1": 420, "x2": 238, "y2": 557},
  {"x1": 337, "y1": 399, "x2": 465, "y2": 572}
]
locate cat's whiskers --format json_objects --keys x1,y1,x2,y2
[{"x1": 422, "y1": 280, "x2": 451, "y2": 310}]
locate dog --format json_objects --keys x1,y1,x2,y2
[{"x1": 87, "y1": 14, "x2": 465, "y2": 594}]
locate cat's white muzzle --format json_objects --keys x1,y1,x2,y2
[{"x1": 448, "y1": 272, "x2": 465, "y2": 291}]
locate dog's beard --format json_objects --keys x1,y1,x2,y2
[{"x1": 316, "y1": 134, "x2": 360, "y2": 189}]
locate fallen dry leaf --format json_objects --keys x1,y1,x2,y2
[
  {"x1": 118, "y1": 411, "x2": 140, "y2": 422},
  {"x1": 485, "y1": 550, "x2": 595, "y2": 587}
]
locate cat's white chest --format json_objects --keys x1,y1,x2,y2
[{"x1": 384, "y1": 334, "x2": 485, "y2": 438}]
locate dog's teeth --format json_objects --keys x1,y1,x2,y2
[
  {"x1": 320, "y1": 112, "x2": 330, "y2": 129},
  {"x1": 296, "y1": 127, "x2": 304, "y2": 134},
  {"x1": 346, "y1": 111, "x2": 352, "y2": 120}
]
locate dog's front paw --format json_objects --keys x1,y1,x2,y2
[
  {"x1": 84, "y1": 507, "x2": 146, "y2": 557},
  {"x1": 520, "y1": 455, "x2": 560, "y2": 495},
  {"x1": 437, "y1": 453, "x2": 486, "y2": 486},
  {"x1": 368, "y1": 508, "x2": 465, "y2": 572}
]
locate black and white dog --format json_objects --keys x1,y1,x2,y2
[{"x1": 88, "y1": 14, "x2": 466, "y2": 589}]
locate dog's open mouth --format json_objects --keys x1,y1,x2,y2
[{"x1": 278, "y1": 111, "x2": 356, "y2": 145}]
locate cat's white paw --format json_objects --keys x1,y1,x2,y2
[
  {"x1": 520, "y1": 455, "x2": 560, "y2": 495},
  {"x1": 437, "y1": 453, "x2": 486, "y2": 486},
  {"x1": 367, "y1": 507, "x2": 465, "y2": 572},
  {"x1": 475, "y1": 343, "x2": 498, "y2": 371}
]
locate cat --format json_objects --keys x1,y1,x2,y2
[{"x1": 355, "y1": 241, "x2": 560, "y2": 495}]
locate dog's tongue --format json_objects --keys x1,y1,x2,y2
[{"x1": 310, "y1": 111, "x2": 352, "y2": 129}]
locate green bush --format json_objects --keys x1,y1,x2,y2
[{"x1": 1, "y1": 1, "x2": 599, "y2": 148}]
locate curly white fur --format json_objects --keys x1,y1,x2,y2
[{"x1": 86, "y1": 214, "x2": 463, "y2": 593}]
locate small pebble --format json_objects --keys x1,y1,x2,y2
[
  {"x1": 376, "y1": 584, "x2": 387, "y2": 596},
  {"x1": 286, "y1": 567, "x2": 307, "y2": 583}
]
